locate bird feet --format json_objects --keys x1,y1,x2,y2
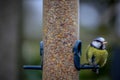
[{"x1": 92, "y1": 64, "x2": 99, "y2": 74}]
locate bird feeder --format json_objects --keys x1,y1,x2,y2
[{"x1": 23, "y1": 0, "x2": 99, "y2": 80}]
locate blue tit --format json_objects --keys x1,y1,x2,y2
[{"x1": 86, "y1": 37, "x2": 108, "y2": 68}]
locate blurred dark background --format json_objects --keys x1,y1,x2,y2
[{"x1": 0, "y1": 0, "x2": 120, "y2": 80}]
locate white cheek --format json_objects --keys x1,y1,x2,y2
[{"x1": 92, "y1": 41, "x2": 101, "y2": 48}]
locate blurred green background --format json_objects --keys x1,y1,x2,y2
[{"x1": 0, "y1": 0, "x2": 120, "y2": 80}]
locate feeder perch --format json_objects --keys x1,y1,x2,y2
[
  {"x1": 23, "y1": 40, "x2": 100, "y2": 73},
  {"x1": 23, "y1": 41, "x2": 44, "y2": 70}
]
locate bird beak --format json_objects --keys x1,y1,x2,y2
[{"x1": 103, "y1": 41, "x2": 107, "y2": 44}]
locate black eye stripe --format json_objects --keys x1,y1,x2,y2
[{"x1": 95, "y1": 40, "x2": 102, "y2": 43}]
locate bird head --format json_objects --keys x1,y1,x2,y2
[{"x1": 91, "y1": 37, "x2": 107, "y2": 50}]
